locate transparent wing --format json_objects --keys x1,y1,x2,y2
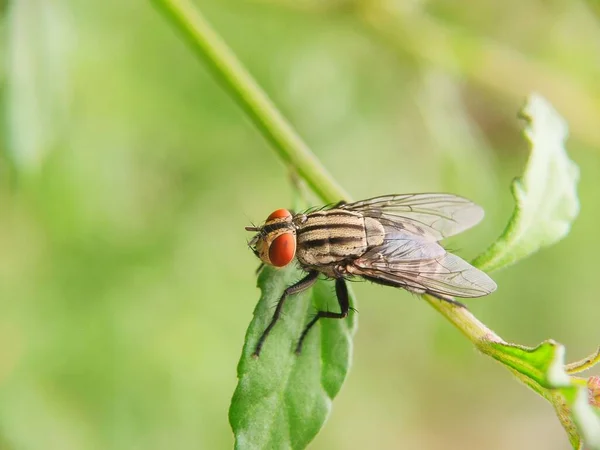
[
  {"x1": 349, "y1": 233, "x2": 497, "y2": 298},
  {"x1": 339, "y1": 193, "x2": 484, "y2": 241}
]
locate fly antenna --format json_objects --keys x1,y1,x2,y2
[{"x1": 242, "y1": 211, "x2": 260, "y2": 231}]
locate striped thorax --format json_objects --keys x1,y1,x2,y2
[{"x1": 295, "y1": 209, "x2": 385, "y2": 272}]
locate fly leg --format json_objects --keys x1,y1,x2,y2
[
  {"x1": 295, "y1": 278, "x2": 349, "y2": 355},
  {"x1": 253, "y1": 270, "x2": 319, "y2": 357},
  {"x1": 361, "y1": 274, "x2": 467, "y2": 308},
  {"x1": 427, "y1": 292, "x2": 466, "y2": 308}
]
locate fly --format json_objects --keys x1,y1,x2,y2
[{"x1": 245, "y1": 193, "x2": 497, "y2": 357}]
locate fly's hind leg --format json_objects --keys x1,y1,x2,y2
[
  {"x1": 425, "y1": 291, "x2": 466, "y2": 308},
  {"x1": 361, "y1": 274, "x2": 467, "y2": 308},
  {"x1": 405, "y1": 286, "x2": 467, "y2": 308},
  {"x1": 295, "y1": 278, "x2": 350, "y2": 354}
]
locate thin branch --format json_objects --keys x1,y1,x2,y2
[{"x1": 151, "y1": 0, "x2": 350, "y2": 204}]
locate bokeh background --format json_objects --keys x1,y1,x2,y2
[{"x1": 1, "y1": 0, "x2": 599, "y2": 449}]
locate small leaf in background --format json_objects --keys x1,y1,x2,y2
[
  {"x1": 229, "y1": 265, "x2": 356, "y2": 450},
  {"x1": 4, "y1": 0, "x2": 73, "y2": 170},
  {"x1": 487, "y1": 340, "x2": 600, "y2": 449},
  {"x1": 467, "y1": 93, "x2": 597, "y2": 448},
  {"x1": 472, "y1": 93, "x2": 580, "y2": 272},
  {"x1": 488, "y1": 340, "x2": 570, "y2": 390}
]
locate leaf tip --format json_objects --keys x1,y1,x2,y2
[{"x1": 520, "y1": 93, "x2": 569, "y2": 141}]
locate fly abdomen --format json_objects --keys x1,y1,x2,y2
[{"x1": 296, "y1": 209, "x2": 385, "y2": 266}]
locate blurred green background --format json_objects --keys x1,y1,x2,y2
[{"x1": 1, "y1": 0, "x2": 599, "y2": 449}]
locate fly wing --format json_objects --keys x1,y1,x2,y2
[
  {"x1": 349, "y1": 233, "x2": 497, "y2": 298},
  {"x1": 339, "y1": 193, "x2": 484, "y2": 241}
]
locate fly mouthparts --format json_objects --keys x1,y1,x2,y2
[{"x1": 245, "y1": 226, "x2": 260, "y2": 232}]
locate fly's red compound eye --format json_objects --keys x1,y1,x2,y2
[
  {"x1": 267, "y1": 209, "x2": 292, "y2": 221},
  {"x1": 268, "y1": 233, "x2": 296, "y2": 267}
]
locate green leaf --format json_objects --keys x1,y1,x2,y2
[
  {"x1": 486, "y1": 340, "x2": 600, "y2": 449},
  {"x1": 472, "y1": 94, "x2": 580, "y2": 272},
  {"x1": 488, "y1": 340, "x2": 570, "y2": 390},
  {"x1": 229, "y1": 265, "x2": 356, "y2": 450}
]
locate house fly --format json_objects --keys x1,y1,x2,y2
[{"x1": 245, "y1": 193, "x2": 497, "y2": 356}]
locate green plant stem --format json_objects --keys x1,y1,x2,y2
[
  {"x1": 428, "y1": 294, "x2": 576, "y2": 443},
  {"x1": 424, "y1": 294, "x2": 501, "y2": 344},
  {"x1": 566, "y1": 347, "x2": 600, "y2": 374},
  {"x1": 151, "y1": 0, "x2": 349, "y2": 204},
  {"x1": 425, "y1": 295, "x2": 528, "y2": 376}
]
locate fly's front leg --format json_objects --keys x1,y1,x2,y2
[
  {"x1": 295, "y1": 278, "x2": 350, "y2": 354},
  {"x1": 253, "y1": 270, "x2": 319, "y2": 357}
]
